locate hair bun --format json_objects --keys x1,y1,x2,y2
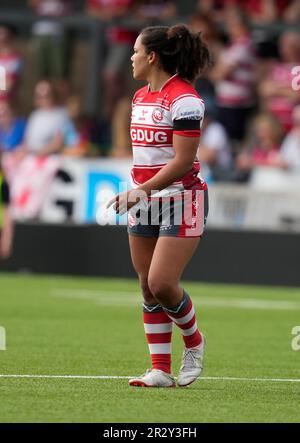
[{"x1": 167, "y1": 24, "x2": 189, "y2": 41}]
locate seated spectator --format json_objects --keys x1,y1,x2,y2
[
  {"x1": 198, "y1": 107, "x2": 233, "y2": 181},
  {"x1": 0, "y1": 102, "x2": 26, "y2": 152},
  {"x1": 278, "y1": 104, "x2": 300, "y2": 170},
  {"x1": 0, "y1": 24, "x2": 23, "y2": 104},
  {"x1": 2, "y1": 79, "x2": 78, "y2": 184},
  {"x1": 210, "y1": 7, "x2": 257, "y2": 142},
  {"x1": 23, "y1": 80, "x2": 77, "y2": 157},
  {"x1": 258, "y1": 31, "x2": 300, "y2": 132},
  {"x1": 4, "y1": 80, "x2": 79, "y2": 220},
  {"x1": 236, "y1": 113, "x2": 283, "y2": 173}
]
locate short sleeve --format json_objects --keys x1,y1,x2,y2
[{"x1": 171, "y1": 95, "x2": 205, "y2": 137}]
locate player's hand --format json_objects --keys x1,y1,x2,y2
[{"x1": 106, "y1": 189, "x2": 147, "y2": 215}]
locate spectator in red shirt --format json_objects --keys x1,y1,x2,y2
[
  {"x1": 0, "y1": 25, "x2": 23, "y2": 105},
  {"x1": 210, "y1": 7, "x2": 257, "y2": 142}
]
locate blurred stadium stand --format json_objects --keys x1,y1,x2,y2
[
  {"x1": 0, "y1": 3, "x2": 103, "y2": 116},
  {"x1": 0, "y1": 1, "x2": 299, "y2": 286}
]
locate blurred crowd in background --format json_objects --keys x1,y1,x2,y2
[{"x1": 0, "y1": 0, "x2": 300, "y2": 188}]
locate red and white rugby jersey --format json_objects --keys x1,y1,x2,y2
[{"x1": 130, "y1": 73, "x2": 207, "y2": 197}]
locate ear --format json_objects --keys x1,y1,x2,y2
[{"x1": 148, "y1": 51, "x2": 157, "y2": 65}]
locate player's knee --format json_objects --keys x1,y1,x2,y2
[
  {"x1": 148, "y1": 278, "x2": 173, "y2": 301},
  {"x1": 139, "y1": 276, "x2": 156, "y2": 304}
]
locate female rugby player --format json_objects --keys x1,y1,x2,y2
[{"x1": 107, "y1": 24, "x2": 210, "y2": 387}]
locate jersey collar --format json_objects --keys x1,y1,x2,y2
[{"x1": 147, "y1": 73, "x2": 179, "y2": 93}]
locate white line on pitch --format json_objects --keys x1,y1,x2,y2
[
  {"x1": 0, "y1": 374, "x2": 300, "y2": 383},
  {"x1": 50, "y1": 289, "x2": 300, "y2": 311}
]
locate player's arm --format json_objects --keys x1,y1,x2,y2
[
  {"x1": 138, "y1": 96, "x2": 204, "y2": 195},
  {"x1": 107, "y1": 132, "x2": 200, "y2": 214},
  {"x1": 0, "y1": 179, "x2": 14, "y2": 259},
  {"x1": 138, "y1": 132, "x2": 200, "y2": 196}
]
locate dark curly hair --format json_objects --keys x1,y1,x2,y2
[{"x1": 140, "y1": 24, "x2": 211, "y2": 83}]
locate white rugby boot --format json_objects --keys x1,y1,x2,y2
[
  {"x1": 129, "y1": 369, "x2": 176, "y2": 388},
  {"x1": 177, "y1": 335, "x2": 206, "y2": 387}
]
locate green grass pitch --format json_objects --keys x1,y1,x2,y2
[{"x1": 0, "y1": 272, "x2": 300, "y2": 423}]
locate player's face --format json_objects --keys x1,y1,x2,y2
[{"x1": 131, "y1": 35, "x2": 152, "y2": 80}]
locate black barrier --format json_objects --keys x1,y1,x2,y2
[{"x1": 0, "y1": 223, "x2": 299, "y2": 286}]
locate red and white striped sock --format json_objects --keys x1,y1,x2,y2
[
  {"x1": 143, "y1": 303, "x2": 173, "y2": 374},
  {"x1": 163, "y1": 291, "x2": 202, "y2": 349}
]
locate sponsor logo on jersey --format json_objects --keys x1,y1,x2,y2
[
  {"x1": 138, "y1": 109, "x2": 149, "y2": 121},
  {"x1": 131, "y1": 128, "x2": 168, "y2": 143},
  {"x1": 179, "y1": 110, "x2": 202, "y2": 120},
  {"x1": 152, "y1": 107, "x2": 164, "y2": 124}
]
